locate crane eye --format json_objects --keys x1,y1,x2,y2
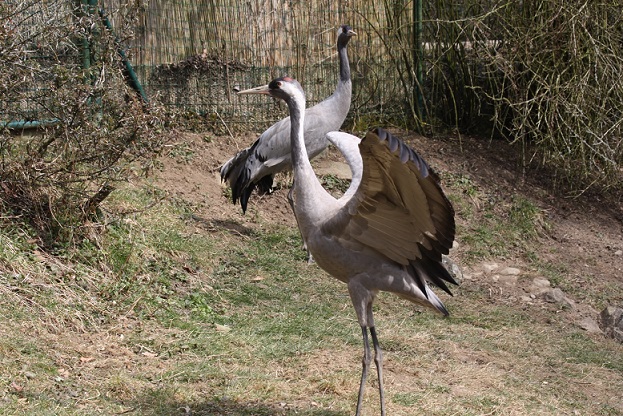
[{"x1": 277, "y1": 81, "x2": 282, "y2": 88}]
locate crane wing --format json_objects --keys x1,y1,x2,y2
[
  {"x1": 323, "y1": 128, "x2": 456, "y2": 291},
  {"x1": 220, "y1": 106, "x2": 336, "y2": 213}
]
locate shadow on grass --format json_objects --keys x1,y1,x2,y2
[
  {"x1": 132, "y1": 395, "x2": 348, "y2": 416},
  {"x1": 190, "y1": 215, "x2": 257, "y2": 237}
]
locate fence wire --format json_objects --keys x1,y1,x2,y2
[
  {"x1": 1, "y1": 0, "x2": 80, "y2": 124},
  {"x1": 98, "y1": 0, "x2": 422, "y2": 131},
  {"x1": 3, "y1": 1, "x2": 622, "y2": 190},
  {"x1": 2, "y1": 0, "x2": 498, "y2": 132},
  {"x1": 1, "y1": 0, "x2": 417, "y2": 131}
]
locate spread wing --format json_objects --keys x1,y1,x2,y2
[{"x1": 323, "y1": 127, "x2": 457, "y2": 293}]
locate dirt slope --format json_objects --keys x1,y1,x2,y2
[{"x1": 158, "y1": 129, "x2": 623, "y2": 316}]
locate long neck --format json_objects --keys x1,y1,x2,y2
[
  {"x1": 337, "y1": 38, "x2": 351, "y2": 84},
  {"x1": 326, "y1": 38, "x2": 351, "y2": 110},
  {"x1": 287, "y1": 94, "x2": 310, "y2": 173},
  {"x1": 286, "y1": 92, "x2": 329, "y2": 221}
]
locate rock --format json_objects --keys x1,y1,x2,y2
[
  {"x1": 614, "y1": 250, "x2": 622, "y2": 256},
  {"x1": 482, "y1": 262, "x2": 499, "y2": 273},
  {"x1": 529, "y1": 278, "x2": 551, "y2": 295},
  {"x1": 315, "y1": 161, "x2": 352, "y2": 180},
  {"x1": 215, "y1": 324, "x2": 231, "y2": 332},
  {"x1": 543, "y1": 288, "x2": 563, "y2": 303},
  {"x1": 599, "y1": 306, "x2": 623, "y2": 342},
  {"x1": 469, "y1": 271, "x2": 484, "y2": 279},
  {"x1": 488, "y1": 266, "x2": 521, "y2": 287},
  {"x1": 578, "y1": 317, "x2": 602, "y2": 334},
  {"x1": 542, "y1": 288, "x2": 575, "y2": 308},
  {"x1": 442, "y1": 255, "x2": 463, "y2": 283},
  {"x1": 492, "y1": 274, "x2": 518, "y2": 286},
  {"x1": 600, "y1": 306, "x2": 623, "y2": 328},
  {"x1": 499, "y1": 267, "x2": 521, "y2": 276}
]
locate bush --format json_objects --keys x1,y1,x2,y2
[
  {"x1": 0, "y1": 1, "x2": 168, "y2": 248},
  {"x1": 422, "y1": 0, "x2": 623, "y2": 192},
  {"x1": 376, "y1": 0, "x2": 622, "y2": 192},
  {"x1": 484, "y1": 1, "x2": 622, "y2": 190}
]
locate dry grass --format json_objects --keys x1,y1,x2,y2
[{"x1": 1, "y1": 131, "x2": 622, "y2": 415}]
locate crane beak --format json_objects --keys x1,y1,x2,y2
[
  {"x1": 348, "y1": 29, "x2": 357, "y2": 37},
  {"x1": 237, "y1": 84, "x2": 271, "y2": 95}
]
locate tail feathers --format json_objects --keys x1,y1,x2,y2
[
  {"x1": 220, "y1": 147, "x2": 250, "y2": 186},
  {"x1": 236, "y1": 174, "x2": 274, "y2": 213},
  {"x1": 221, "y1": 147, "x2": 254, "y2": 211},
  {"x1": 419, "y1": 248, "x2": 459, "y2": 294},
  {"x1": 256, "y1": 175, "x2": 274, "y2": 194},
  {"x1": 231, "y1": 165, "x2": 252, "y2": 211},
  {"x1": 221, "y1": 148, "x2": 275, "y2": 214},
  {"x1": 238, "y1": 181, "x2": 254, "y2": 213},
  {"x1": 407, "y1": 254, "x2": 459, "y2": 316},
  {"x1": 425, "y1": 285, "x2": 450, "y2": 316},
  {"x1": 409, "y1": 255, "x2": 458, "y2": 298}
]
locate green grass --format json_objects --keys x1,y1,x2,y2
[
  {"x1": 1, "y1": 175, "x2": 622, "y2": 416},
  {"x1": 444, "y1": 172, "x2": 549, "y2": 263},
  {"x1": 320, "y1": 174, "x2": 351, "y2": 198}
]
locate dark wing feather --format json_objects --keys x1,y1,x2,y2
[
  {"x1": 328, "y1": 127, "x2": 457, "y2": 294},
  {"x1": 219, "y1": 123, "x2": 286, "y2": 213}
]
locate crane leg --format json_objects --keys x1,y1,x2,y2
[
  {"x1": 288, "y1": 180, "x2": 314, "y2": 263},
  {"x1": 356, "y1": 326, "x2": 372, "y2": 416},
  {"x1": 370, "y1": 326, "x2": 386, "y2": 416}
]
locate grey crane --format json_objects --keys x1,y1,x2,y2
[
  {"x1": 220, "y1": 25, "x2": 356, "y2": 213},
  {"x1": 237, "y1": 76, "x2": 458, "y2": 415}
]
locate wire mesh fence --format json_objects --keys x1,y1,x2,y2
[
  {"x1": 3, "y1": 0, "x2": 502, "y2": 133},
  {"x1": 1, "y1": 0, "x2": 81, "y2": 125},
  {"x1": 98, "y1": 0, "x2": 425, "y2": 132},
  {"x1": 3, "y1": 1, "x2": 622, "y2": 191}
]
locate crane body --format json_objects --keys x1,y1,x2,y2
[
  {"x1": 221, "y1": 25, "x2": 355, "y2": 213},
  {"x1": 237, "y1": 76, "x2": 458, "y2": 416}
]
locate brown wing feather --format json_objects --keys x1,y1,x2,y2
[{"x1": 327, "y1": 128, "x2": 455, "y2": 268}]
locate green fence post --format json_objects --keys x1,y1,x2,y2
[
  {"x1": 99, "y1": 8, "x2": 149, "y2": 104},
  {"x1": 413, "y1": 0, "x2": 424, "y2": 120}
]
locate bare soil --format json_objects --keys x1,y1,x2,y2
[
  {"x1": 158, "y1": 129, "x2": 623, "y2": 312},
  {"x1": 148, "y1": 128, "x2": 623, "y2": 413}
]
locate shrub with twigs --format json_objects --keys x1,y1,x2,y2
[
  {"x1": 459, "y1": 0, "x2": 622, "y2": 192},
  {"x1": 369, "y1": 0, "x2": 622, "y2": 193},
  {"x1": 0, "y1": 1, "x2": 168, "y2": 248}
]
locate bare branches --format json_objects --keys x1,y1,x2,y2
[
  {"x1": 480, "y1": 1, "x2": 623, "y2": 190},
  {"x1": 418, "y1": 0, "x2": 622, "y2": 192},
  {"x1": 0, "y1": 1, "x2": 167, "y2": 248}
]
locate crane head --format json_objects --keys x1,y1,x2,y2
[
  {"x1": 237, "y1": 76, "x2": 304, "y2": 103},
  {"x1": 338, "y1": 25, "x2": 356, "y2": 42}
]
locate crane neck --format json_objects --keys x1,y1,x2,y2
[
  {"x1": 284, "y1": 89, "x2": 330, "y2": 221},
  {"x1": 285, "y1": 93, "x2": 311, "y2": 173},
  {"x1": 337, "y1": 38, "x2": 351, "y2": 84}
]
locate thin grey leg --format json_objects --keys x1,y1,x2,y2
[
  {"x1": 356, "y1": 326, "x2": 371, "y2": 416},
  {"x1": 370, "y1": 326, "x2": 386, "y2": 416}
]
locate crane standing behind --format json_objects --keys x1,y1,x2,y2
[{"x1": 220, "y1": 25, "x2": 356, "y2": 213}]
